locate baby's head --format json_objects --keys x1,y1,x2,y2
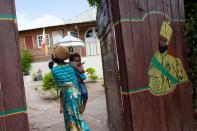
[{"x1": 69, "y1": 53, "x2": 81, "y2": 65}]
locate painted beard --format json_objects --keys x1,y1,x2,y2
[{"x1": 159, "y1": 45, "x2": 168, "y2": 54}]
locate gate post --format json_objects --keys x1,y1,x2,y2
[
  {"x1": 0, "y1": 0, "x2": 29, "y2": 131},
  {"x1": 98, "y1": 0, "x2": 194, "y2": 130}
]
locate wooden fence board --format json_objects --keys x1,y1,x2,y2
[
  {"x1": 98, "y1": 0, "x2": 194, "y2": 130},
  {"x1": 0, "y1": 1, "x2": 29, "y2": 130}
]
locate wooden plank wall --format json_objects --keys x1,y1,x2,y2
[
  {"x1": 29, "y1": 48, "x2": 50, "y2": 62},
  {"x1": 100, "y1": 0, "x2": 194, "y2": 130},
  {"x1": 97, "y1": 0, "x2": 125, "y2": 130},
  {"x1": 0, "y1": 0, "x2": 29, "y2": 131}
]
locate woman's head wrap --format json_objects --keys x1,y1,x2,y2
[{"x1": 52, "y1": 45, "x2": 69, "y2": 61}]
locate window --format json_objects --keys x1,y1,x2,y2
[
  {"x1": 25, "y1": 36, "x2": 33, "y2": 49},
  {"x1": 70, "y1": 31, "x2": 78, "y2": 38},
  {"x1": 85, "y1": 28, "x2": 100, "y2": 56},
  {"x1": 37, "y1": 34, "x2": 50, "y2": 48},
  {"x1": 86, "y1": 29, "x2": 93, "y2": 38},
  {"x1": 52, "y1": 30, "x2": 63, "y2": 44}
]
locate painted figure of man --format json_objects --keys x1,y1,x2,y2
[{"x1": 148, "y1": 21, "x2": 188, "y2": 95}]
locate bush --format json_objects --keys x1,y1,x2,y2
[
  {"x1": 86, "y1": 68, "x2": 96, "y2": 75},
  {"x1": 21, "y1": 49, "x2": 32, "y2": 75},
  {"x1": 42, "y1": 73, "x2": 58, "y2": 94},
  {"x1": 184, "y1": 2, "x2": 197, "y2": 105},
  {"x1": 89, "y1": 75, "x2": 98, "y2": 82},
  {"x1": 85, "y1": 68, "x2": 98, "y2": 82}
]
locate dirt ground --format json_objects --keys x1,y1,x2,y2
[{"x1": 24, "y1": 79, "x2": 109, "y2": 131}]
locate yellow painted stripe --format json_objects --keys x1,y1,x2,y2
[{"x1": 121, "y1": 88, "x2": 149, "y2": 95}]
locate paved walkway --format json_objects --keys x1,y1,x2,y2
[{"x1": 24, "y1": 79, "x2": 109, "y2": 131}]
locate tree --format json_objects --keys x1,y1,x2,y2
[{"x1": 87, "y1": 0, "x2": 101, "y2": 8}]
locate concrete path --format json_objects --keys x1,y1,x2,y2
[{"x1": 24, "y1": 79, "x2": 109, "y2": 131}]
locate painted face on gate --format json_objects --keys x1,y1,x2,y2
[{"x1": 159, "y1": 36, "x2": 168, "y2": 54}]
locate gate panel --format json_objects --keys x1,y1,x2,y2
[
  {"x1": 100, "y1": 29, "x2": 124, "y2": 131},
  {"x1": 0, "y1": 0, "x2": 29, "y2": 131},
  {"x1": 99, "y1": 0, "x2": 194, "y2": 130},
  {"x1": 98, "y1": 0, "x2": 124, "y2": 130}
]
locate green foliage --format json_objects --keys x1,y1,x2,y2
[
  {"x1": 86, "y1": 68, "x2": 96, "y2": 75},
  {"x1": 85, "y1": 67, "x2": 98, "y2": 82},
  {"x1": 87, "y1": 0, "x2": 101, "y2": 8},
  {"x1": 184, "y1": 2, "x2": 197, "y2": 105},
  {"x1": 89, "y1": 75, "x2": 98, "y2": 81},
  {"x1": 21, "y1": 49, "x2": 32, "y2": 75},
  {"x1": 42, "y1": 73, "x2": 58, "y2": 91}
]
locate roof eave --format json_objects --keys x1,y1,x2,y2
[{"x1": 18, "y1": 20, "x2": 96, "y2": 32}]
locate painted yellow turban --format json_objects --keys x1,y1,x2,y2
[{"x1": 160, "y1": 21, "x2": 173, "y2": 42}]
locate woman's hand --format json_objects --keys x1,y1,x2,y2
[
  {"x1": 70, "y1": 62, "x2": 77, "y2": 67},
  {"x1": 48, "y1": 61, "x2": 54, "y2": 69}
]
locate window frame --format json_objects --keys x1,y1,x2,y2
[{"x1": 37, "y1": 34, "x2": 50, "y2": 48}]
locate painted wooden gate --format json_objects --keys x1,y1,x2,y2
[
  {"x1": 98, "y1": 0, "x2": 194, "y2": 131},
  {"x1": 0, "y1": 0, "x2": 29, "y2": 131},
  {"x1": 97, "y1": 0, "x2": 124, "y2": 130}
]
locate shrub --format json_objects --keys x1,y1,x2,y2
[
  {"x1": 42, "y1": 73, "x2": 59, "y2": 96},
  {"x1": 86, "y1": 68, "x2": 96, "y2": 75},
  {"x1": 89, "y1": 75, "x2": 98, "y2": 82},
  {"x1": 184, "y1": 2, "x2": 197, "y2": 105},
  {"x1": 21, "y1": 49, "x2": 32, "y2": 75},
  {"x1": 85, "y1": 67, "x2": 98, "y2": 82}
]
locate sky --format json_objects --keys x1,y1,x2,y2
[{"x1": 15, "y1": 0, "x2": 92, "y2": 26}]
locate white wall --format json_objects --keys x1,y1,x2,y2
[
  {"x1": 30, "y1": 55, "x2": 103, "y2": 78},
  {"x1": 30, "y1": 61, "x2": 51, "y2": 77},
  {"x1": 81, "y1": 55, "x2": 103, "y2": 78}
]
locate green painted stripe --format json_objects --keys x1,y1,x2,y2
[
  {"x1": 0, "y1": 107, "x2": 27, "y2": 117},
  {"x1": 122, "y1": 80, "x2": 189, "y2": 95},
  {"x1": 121, "y1": 80, "x2": 189, "y2": 95},
  {"x1": 151, "y1": 56, "x2": 179, "y2": 84},
  {"x1": 0, "y1": 14, "x2": 16, "y2": 20}
]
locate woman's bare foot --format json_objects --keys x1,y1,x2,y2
[
  {"x1": 60, "y1": 106, "x2": 64, "y2": 113},
  {"x1": 79, "y1": 106, "x2": 85, "y2": 114},
  {"x1": 80, "y1": 103, "x2": 87, "y2": 114}
]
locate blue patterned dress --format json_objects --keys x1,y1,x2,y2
[{"x1": 51, "y1": 64, "x2": 90, "y2": 131}]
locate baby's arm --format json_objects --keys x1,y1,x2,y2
[
  {"x1": 70, "y1": 62, "x2": 85, "y2": 73},
  {"x1": 74, "y1": 66, "x2": 85, "y2": 74}
]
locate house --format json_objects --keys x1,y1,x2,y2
[{"x1": 18, "y1": 8, "x2": 103, "y2": 78}]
